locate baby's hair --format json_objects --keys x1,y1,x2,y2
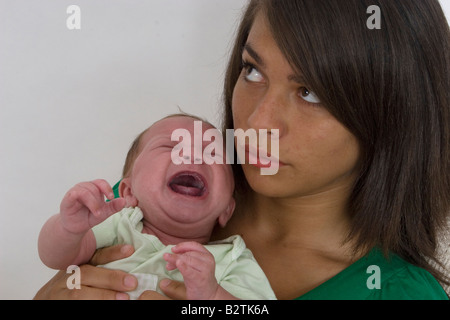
[{"x1": 122, "y1": 111, "x2": 214, "y2": 178}]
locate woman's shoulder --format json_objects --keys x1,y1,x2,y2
[
  {"x1": 368, "y1": 250, "x2": 448, "y2": 300},
  {"x1": 297, "y1": 248, "x2": 449, "y2": 300}
]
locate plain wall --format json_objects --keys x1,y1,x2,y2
[
  {"x1": 1, "y1": 0, "x2": 449, "y2": 300},
  {"x1": 0, "y1": 0, "x2": 247, "y2": 299}
]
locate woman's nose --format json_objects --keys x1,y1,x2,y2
[{"x1": 247, "y1": 89, "x2": 286, "y2": 136}]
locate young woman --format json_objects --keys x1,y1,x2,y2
[{"x1": 35, "y1": 0, "x2": 449, "y2": 300}]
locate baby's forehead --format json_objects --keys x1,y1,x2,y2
[
  {"x1": 156, "y1": 116, "x2": 201, "y2": 128},
  {"x1": 142, "y1": 116, "x2": 215, "y2": 143},
  {"x1": 150, "y1": 116, "x2": 212, "y2": 134}
]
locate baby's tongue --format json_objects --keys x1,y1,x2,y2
[{"x1": 169, "y1": 174, "x2": 205, "y2": 197}]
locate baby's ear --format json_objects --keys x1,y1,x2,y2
[
  {"x1": 119, "y1": 178, "x2": 138, "y2": 208},
  {"x1": 218, "y1": 198, "x2": 236, "y2": 228}
]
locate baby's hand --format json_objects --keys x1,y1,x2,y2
[
  {"x1": 163, "y1": 242, "x2": 219, "y2": 300},
  {"x1": 60, "y1": 179, "x2": 126, "y2": 235}
]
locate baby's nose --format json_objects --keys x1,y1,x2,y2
[{"x1": 184, "y1": 148, "x2": 203, "y2": 164}]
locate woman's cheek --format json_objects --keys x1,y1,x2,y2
[{"x1": 232, "y1": 86, "x2": 252, "y2": 130}]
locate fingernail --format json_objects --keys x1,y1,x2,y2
[
  {"x1": 116, "y1": 292, "x2": 129, "y2": 300},
  {"x1": 124, "y1": 275, "x2": 137, "y2": 289},
  {"x1": 160, "y1": 279, "x2": 171, "y2": 288}
]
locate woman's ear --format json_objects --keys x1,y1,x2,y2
[
  {"x1": 217, "y1": 197, "x2": 236, "y2": 228},
  {"x1": 119, "y1": 178, "x2": 138, "y2": 208}
]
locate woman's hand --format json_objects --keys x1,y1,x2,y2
[
  {"x1": 34, "y1": 245, "x2": 137, "y2": 300},
  {"x1": 138, "y1": 279, "x2": 187, "y2": 300},
  {"x1": 34, "y1": 243, "x2": 189, "y2": 300}
]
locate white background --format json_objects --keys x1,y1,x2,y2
[{"x1": 1, "y1": 0, "x2": 449, "y2": 300}]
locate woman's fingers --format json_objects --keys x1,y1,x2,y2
[
  {"x1": 78, "y1": 264, "x2": 137, "y2": 293},
  {"x1": 159, "y1": 279, "x2": 187, "y2": 300},
  {"x1": 65, "y1": 285, "x2": 130, "y2": 300},
  {"x1": 33, "y1": 268, "x2": 133, "y2": 300},
  {"x1": 138, "y1": 289, "x2": 171, "y2": 300}
]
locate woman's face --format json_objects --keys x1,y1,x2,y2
[{"x1": 232, "y1": 12, "x2": 361, "y2": 199}]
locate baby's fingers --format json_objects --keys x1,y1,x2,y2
[
  {"x1": 90, "y1": 198, "x2": 126, "y2": 224},
  {"x1": 171, "y1": 241, "x2": 210, "y2": 255},
  {"x1": 76, "y1": 180, "x2": 117, "y2": 216},
  {"x1": 168, "y1": 251, "x2": 212, "y2": 272},
  {"x1": 164, "y1": 252, "x2": 203, "y2": 272},
  {"x1": 90, "y1": 179, "x2": 116, "y2": 201},
  {"x1": 163, "y1": 253, "x2": 178, "y2": 271},
  {"x1": 62, "y1": 180, "x2": 121, "y2": 218},
  {"x1": 62, "y1": 183, "x2": 103, "y2": 214}
]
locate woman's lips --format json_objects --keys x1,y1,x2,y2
[
  {"x1": 245, "y1": 144, "x2": 284, "y2": 169},
  {"x1": 168, "y1": 171, "x2": 208, "y2": 198}
]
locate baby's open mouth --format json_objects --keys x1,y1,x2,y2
[{"x1": 168, "y1": 172, "x2": 207, "y2": 197}]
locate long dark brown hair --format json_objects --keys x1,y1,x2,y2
[{"x1": 222, "y1": 0, "x2": 450, "y2": 286}]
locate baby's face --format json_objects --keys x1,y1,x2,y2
[{"x1": 126, "y1": 116, "x2": 235, "y2": 232}]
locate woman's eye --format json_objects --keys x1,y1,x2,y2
[
  {"x1": 243, "y1": 63, "x2": 264, "y2": 83},
  {"x1": 299, "y1": 87, "x2": 321, "y2": 104}
]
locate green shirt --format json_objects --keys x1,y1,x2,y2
[
  {"x1": 296, "y1": 248, "x2": 448, "y2": 300},
  {"x1": 113, "y1": 181, "x2": 448, "y2": 300},
  {"x1": 93, "y1": 207, "x2": 276, "y2": 300}
]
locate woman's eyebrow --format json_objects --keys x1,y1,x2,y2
[
  {"x1": 288, "y1": 74, "x2": 306, "y2": 84},
  {"x1": 244, "y1": 42, "x2": 306, "y2": 84},
  {"x1": 243, "y1": 43, "x2": 265, "y2": 68}
]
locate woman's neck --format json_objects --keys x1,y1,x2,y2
[
  {"x1": 219, "y1": 180, "x2": 357, "y2": 255},
  {"x1": 254, "y1": 190, "x2": 351, "y2": 247}
]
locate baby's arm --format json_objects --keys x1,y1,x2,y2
[
  {"x1": 38, "y1": 180, "x2": 126, "y2": 270},
  {"x1": 163, "y1": 242, "x2": 238, "y2": 300}
]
